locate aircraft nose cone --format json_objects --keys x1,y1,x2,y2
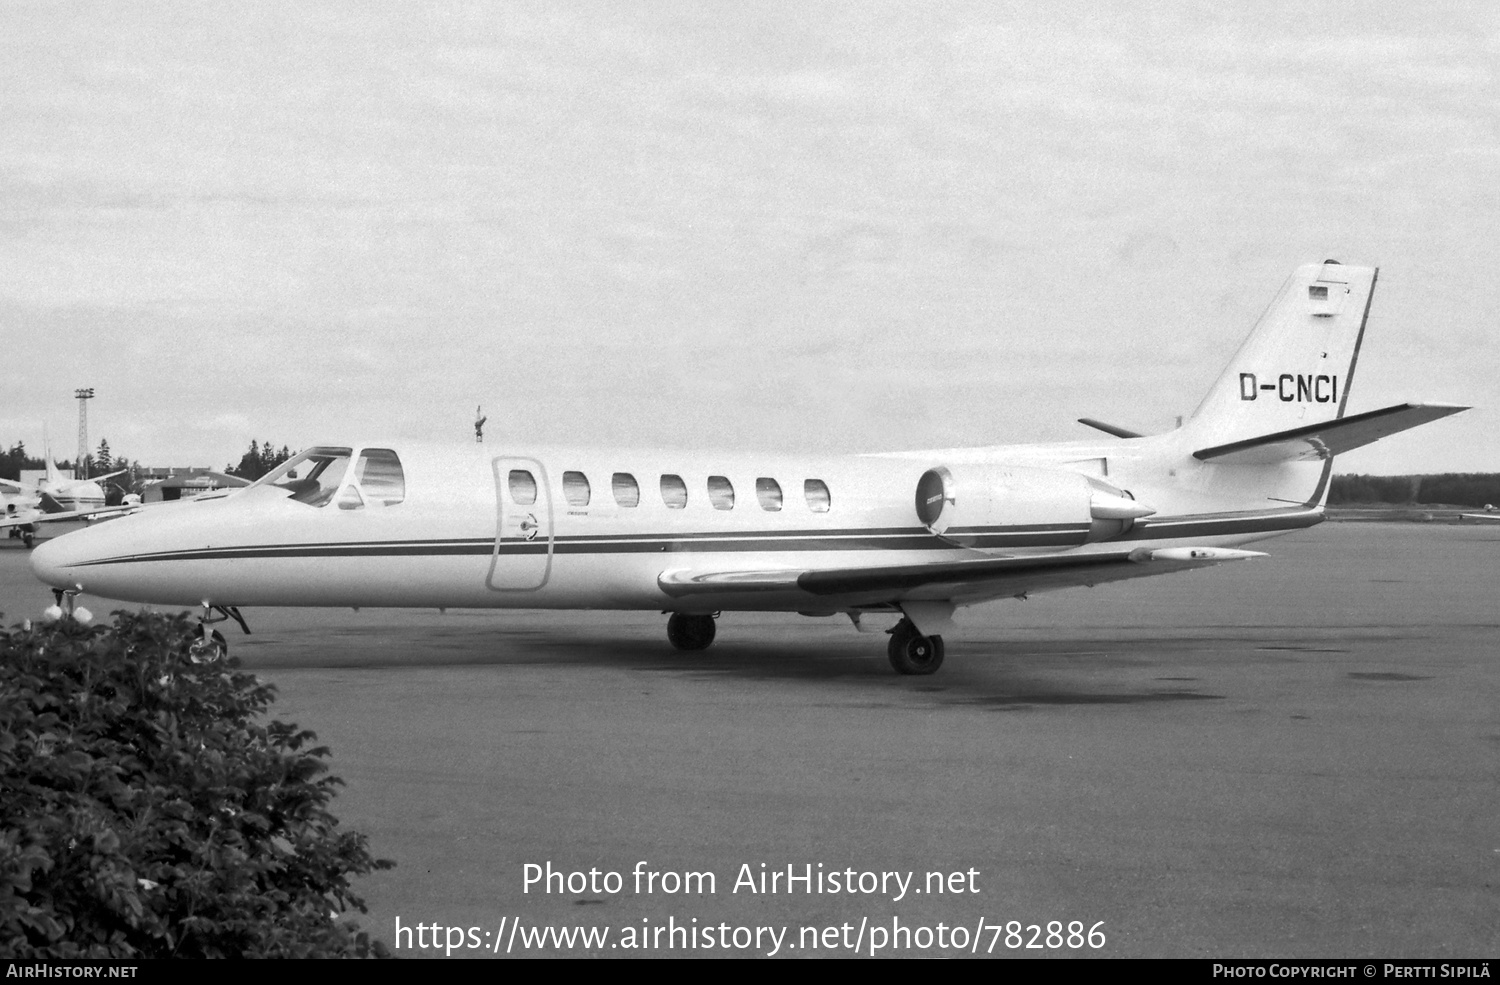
[{"x1": 30, "y1": 535, "x2": 79, "y2": 590}]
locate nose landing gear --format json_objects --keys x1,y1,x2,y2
[
  {"x1": 190, "y1": 603, "x2": 252, "y2": 662},
  {"x1": 187, "y1": 628, "x2": 228, "y2": 663}
]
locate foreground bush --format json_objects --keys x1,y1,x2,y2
[{"x1": 0, "y1": 611, "x2": 392, "y2": 957}]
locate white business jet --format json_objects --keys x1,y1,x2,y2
[{"x1": 31, "y1": 262, "x2": 1467, "y2": 673}]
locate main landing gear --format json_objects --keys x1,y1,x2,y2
[
  {"x1": 666, "y1": 613, "x2": 716, "y2": 651},
  {"x1": 663, "y1": 612, "x2": 946, "y2": 675},
  {"x1": 887, "y1": 618, "x2": 944, "y2": 675}
]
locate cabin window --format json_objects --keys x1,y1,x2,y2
[
  {"x1": 660, "y1": 474, "x2": 687, "y2": 509},
  {"x1": 804, "y1": 479, "x2": 831, "y2": 512},
  {"x1": 707, "y1": 475, "x2": 735, "y2": 510},
  {"x1": 253, "y1": 446, "x2": 352, "y2": 508},
  {"x1": 509, "y1": 470, "x2": 538, "y2": 505},
  {"x1": 354, "y1": 448, "x2": 405, "y2": 506},
  {"x1": 563, "y1": 471, "x2": 591, "y2": 507},
  {"x1": 755, "y1": 477, "x2": 783, "y2": 511},
  {"x1": 612, "y1": 472, "x2": 640, "y2": 508}
]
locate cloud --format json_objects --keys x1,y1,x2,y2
[{"x1": 0, "y1": 3, "x2": 1494, "y2": 471}]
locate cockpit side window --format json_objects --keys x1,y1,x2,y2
[
  {"x1": 253, "y1": 447, "x2": 353, "y2": 507},
  {"x1": 354, "y1": 448, "x2": 405, "y2": 506}
]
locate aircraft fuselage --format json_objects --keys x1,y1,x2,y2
[{"x1": 30, "y1": 437, "x2": 1322, "y2": 613}]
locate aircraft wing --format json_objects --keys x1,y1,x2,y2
[
  {"x1": 0, "y1": 503, "x2": 140, "y2": 529},
  {"x1": 659, "y1": 546, "x2": 1264, "y2": 608},
  {"x1": 1193, "y1": 402, "x2": 1469, "y2": 464},
  {"x1": 50, "y1": 469, "x2": 126, "y2": 494},
  {"x1": 1462, "y1": 513, "x2": 1500, "y2": 523}
]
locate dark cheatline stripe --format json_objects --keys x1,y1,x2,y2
[
  {"x1": 73, "y1": 539, "x2": 494, "y2": 566},
  {"x1": 70, "y1": 509, "x2": 1316, "y2": 568}
]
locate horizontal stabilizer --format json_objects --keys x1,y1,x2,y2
[
  {"x1": 1078, "y1": 418, "x2": 1143, "y2": 439},
  {"x1": 1192, "y1": 403, "x2": 1469, "y2": 465}
]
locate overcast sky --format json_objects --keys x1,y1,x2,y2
[{"x1": 3, "y1": 2, "x2": 1496, "y2": 473}]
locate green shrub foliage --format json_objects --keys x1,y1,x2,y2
[{"x1": 0, "y1": 611, "x2": 392, "y2": 957}]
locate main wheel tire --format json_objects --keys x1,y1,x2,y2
[
  {"x1": 666, "y1": 613, "x2": 716, "y2": 651},
  {"x1": 887, "y1": 619, "x2": 944, "y2": 675}
]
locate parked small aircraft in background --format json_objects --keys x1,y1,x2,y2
[
  {"x1": 2, "y1": 449, "x2": 128, "y2": 547},
  {"x1": 32, "y1": 262, "x2": 1468, "y2": 673},
  {"x1": 2, "y1": 498, "x2": 138, "y2": 548}
]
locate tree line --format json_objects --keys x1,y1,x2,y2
[
  {"x1": 225, "y1": 440, "x2": 296, "y2": 481},
  {"x1": 2, "y1": 438, "x2": 296, "y2": 486},
  {"x1": 1328, "y1": 473, "x2": 1500, "y2": 507},
  {"x1": 0, "y1": 439, "x2": 137, "y2": 485}
]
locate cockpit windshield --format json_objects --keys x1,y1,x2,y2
[{"x1": 250, "y1": 447, "x2": 353, "y2": 507}]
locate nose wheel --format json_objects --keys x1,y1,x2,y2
[{"x1": 188, "y1": 628, "x2": 229, "y2": 663}]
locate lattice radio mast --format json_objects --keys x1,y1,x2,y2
[{"x1": 75, "y1": 387, "x2": 94, "y2": 478}]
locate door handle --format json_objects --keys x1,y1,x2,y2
[{"x1": 518, "y1": 514, "x2": 539, "y2": 540}]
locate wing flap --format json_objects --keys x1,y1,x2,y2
[
  {"x1": 659, "y1": 547, "x2": 1264, "y2": 604},
  {"x1": 1193, "y1": 402, "x2": 1468, "y2": 464},
  {"x1": 797, "y1": 546, "x2": 1263, "y2": 597}
]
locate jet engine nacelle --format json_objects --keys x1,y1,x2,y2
[{"x1": 914, "y1": 464, "x2": 1155, "y2": 545}]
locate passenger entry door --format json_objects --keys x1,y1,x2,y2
[{"x1": 487, "y1": 457, "x2": 553, "y2": 591}]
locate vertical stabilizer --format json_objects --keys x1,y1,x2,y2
[
  {"x1": 1181, "y1": 262, "x2": 1375, "y2": 451},
  {"x1": 43, "y1": 436, "x2": 63, "y2": 489}
]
